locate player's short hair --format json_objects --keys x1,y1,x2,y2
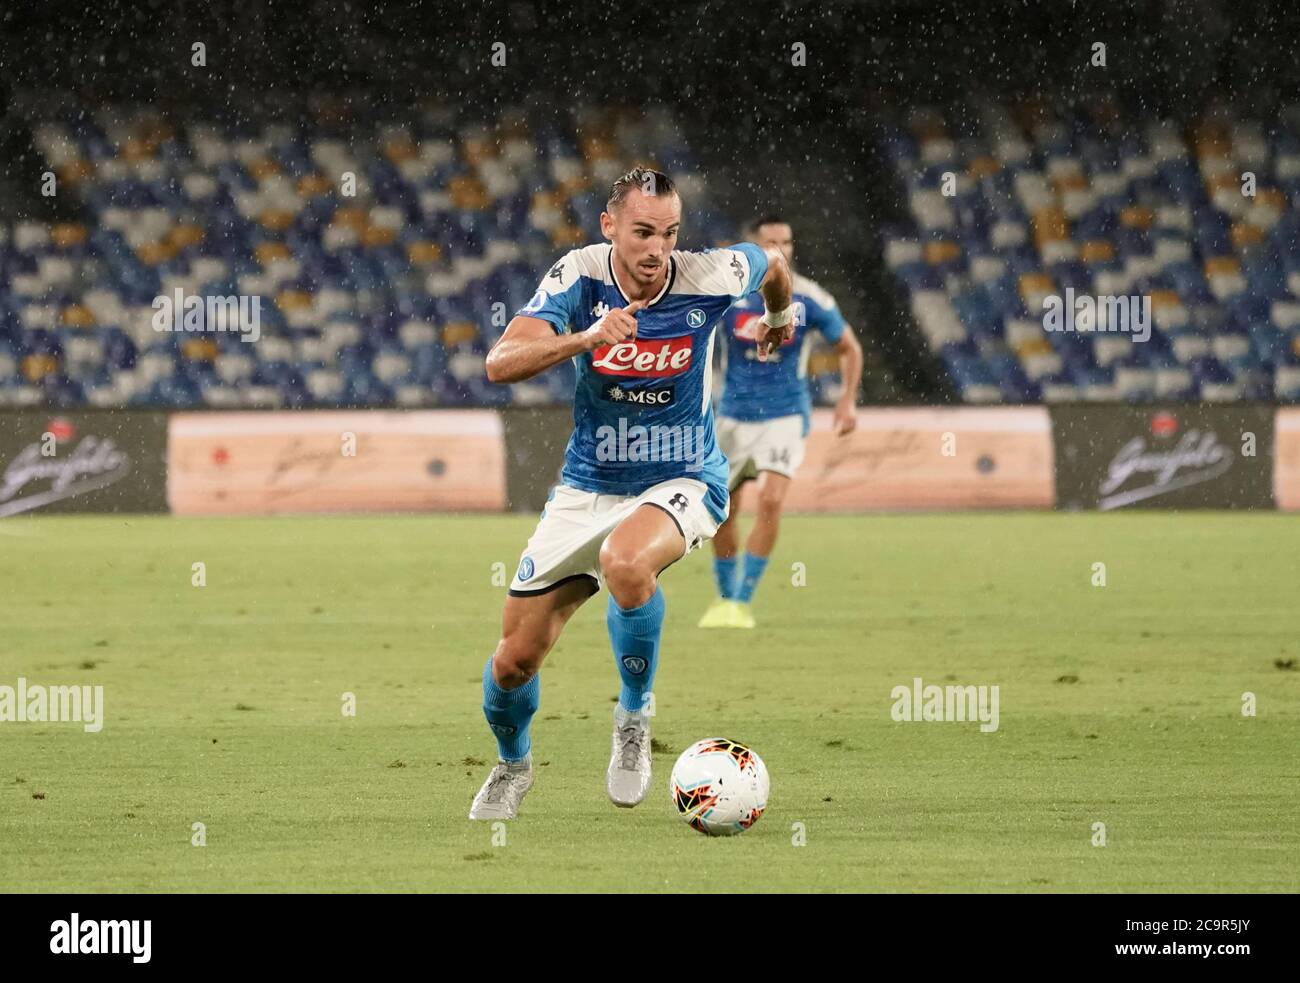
[
  {"x1": 607, "y1": 166, "x2": 677, "y2": 211},
  {"x1": 749, "y1": 214, "x2": 791, "y2": 236}
]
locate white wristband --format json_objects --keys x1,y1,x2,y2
[{"x1": 762, "y1": 304, "x2": 795, "y2": 329}]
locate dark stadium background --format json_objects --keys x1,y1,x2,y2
[{"x1": 4, "y1": 0, "x2": 1298, "y2": 408}]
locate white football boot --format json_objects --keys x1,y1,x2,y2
[
  {"x1": 607, "y1": 704, "x2": 652, "y2": 807},
  {"x1": 468, "y1": 753, "x2": 534, "y2": 820}
]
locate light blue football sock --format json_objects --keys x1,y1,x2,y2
[
  {"x1": 736, "y1": 552, "x2": 769, "y2": 603},
  {"x1": 482, "y1": 657, "x2": 539, "y2": 762},
  {"x1": 607, "y1": 586, "x2": 665, "y2": 713},
  {"x1": 713, "y1": 555, "x2": 740, "y2": 599}
]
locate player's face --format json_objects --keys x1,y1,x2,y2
[
  {"x1": 601, "y1": 190, "x2": 681, "y2": 290},
  {"x1": 755, "y1": 222, "x2": 794, "y2": 266}
]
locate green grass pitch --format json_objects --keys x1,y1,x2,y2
[{"x1": 1, "y1": 512, "x2": 1296, "y2": 892}]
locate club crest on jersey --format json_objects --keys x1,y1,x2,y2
[
  {"x1": 590, "y1": 335, "x2": 693, "y2": 377},
  {"x1": 687, "y1": 308, "x2": 707, "y2": 328},
  {"x1": 602, "y1": 382, "x2": 675, "y2": 406}
]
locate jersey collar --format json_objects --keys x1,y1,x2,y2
[{"x1": 608, "y1": 246, "x2": 675, "y2": 308}]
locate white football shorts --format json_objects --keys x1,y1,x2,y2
[
  {"x1": 716, "y1": 413, "x2": 807, "y2": 489},
  {"x1": 508, "y1": 477, "x2": 724, "y2": 596}
]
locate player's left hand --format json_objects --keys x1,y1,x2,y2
[
  {"x1": 833, "y1": 403, "x2": 857, "y2": 436},
  {"x1": 756, "y1": 313, "x2": 792, "y2": 362}
]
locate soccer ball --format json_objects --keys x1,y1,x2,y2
[{"x1": 669, "y1": 737, "x2": 769, "y2": 836}]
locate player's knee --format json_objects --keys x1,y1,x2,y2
[
  {"x1": 713, "y1": 519, "x2": 737, "y2": 552},
  {"x1": 756, "y1": 487, "x2": 786, "y2": 514},
  {"x1": 491, "y1": 636, "x2": 545, "y2": 689},
  {"x1": 599, "y1": 548, "x2": 655, "y2": 608}
]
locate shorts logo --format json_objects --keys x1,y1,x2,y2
[
  {"x1": 602, "y1": 383, "x2": 675, "y2": 405},
  {"x1": 687, "y1": 308, "x2": 707, "y2": 328},
  {"x1": 591, "y1": 335, "x2": 693, "y2": 377},
  {"x1": 488, "y1": 722, "x2": 518, "y2": 736},
  {"x1": 621, "y1": 656, "x2": 648, "y2": 675},
  {"x1": 516, "y1": 556, "x2": 535, "y2": 581}
]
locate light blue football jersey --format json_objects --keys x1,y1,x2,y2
[
  {"x1": 718, "y1": 273, "x2": 846, "y2": 432},
  {"x1": 515, "y1": 241, "x2": 768, "y2": 522}
]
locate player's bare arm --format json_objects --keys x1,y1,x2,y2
[
  {"x1": 754, "y1": 246, "x2": 794, "y2": 361},
  {"x1": 485, "y1": 301, "x2": 645, "y2": 384},
  {"x1": 832, "y1": 326, "x2": 864, "y2": 436}
]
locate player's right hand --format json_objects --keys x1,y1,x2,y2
[{"x1": 582, "y1": 300, "x2": 644, "y2": 350}]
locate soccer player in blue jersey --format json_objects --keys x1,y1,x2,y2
[
  {"x1": 468, "y1": 167, "x2": 793, "y2": 819},
  {"x1": 697, "y1": 216, "x2": 863, "y2": 629}
]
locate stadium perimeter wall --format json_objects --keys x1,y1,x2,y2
[{"x1": 0, "y1": 406, "x2": 1295, "y2": 517}]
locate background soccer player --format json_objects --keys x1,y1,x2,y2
[
  {"x1": 468, "y1": 167, "x2": 793, "y2": 819},
  {"x1": 698, "y1": 217, "x2": 864, "y2": 629}
]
